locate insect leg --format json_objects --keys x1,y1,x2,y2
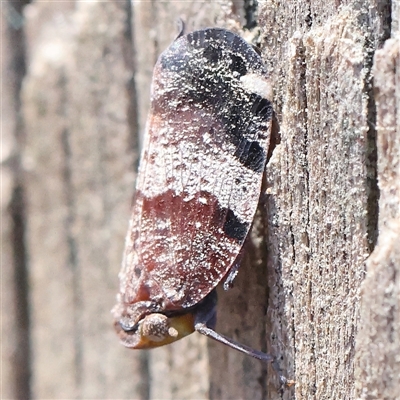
[{"x1": 193, "y1": 291, "x2": 292, "y2": 386}]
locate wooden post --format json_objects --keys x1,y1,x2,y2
[{"x1": 2, "y1": 1, "x2": 398, "y2": 399}]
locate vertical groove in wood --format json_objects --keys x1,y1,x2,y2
[
  {"x1": 9, "y1": 185, "x2": 30, "y2": 400},
  {"x1": 354, "y1": 35, "x2": 400, "y2": 400},
  {"x1": 1, "y1": 1, "x2": 31, "y2": 399}
]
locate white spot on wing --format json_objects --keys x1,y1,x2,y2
[{"x1": 240, "y1": 73, "x2": 272, "y2": 99}]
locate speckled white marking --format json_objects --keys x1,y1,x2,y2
[{"x1": 240, "y1": 73, "x2": 272, "y2": 99}]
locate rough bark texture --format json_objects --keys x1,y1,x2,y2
[
  {"x1": 1, "y1": 0, "x2": 398, "y2": 399},
  {"x1": 261, "y1": 6, "x2": 376, "y2": 400},
  {"x1": 354, "y1": 36, "x2": 400, "y2": 400}
]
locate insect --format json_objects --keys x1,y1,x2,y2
[{"x1": 113, "y1": 27, "x2": 289, "y2": 384}]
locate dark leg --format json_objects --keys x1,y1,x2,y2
[{"x1": 193, "y1": 291, "x2": 292, "y2": 386}]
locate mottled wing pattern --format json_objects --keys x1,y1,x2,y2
[{"x1": 116, "y1": 29, "x2": 272, "y2": 325}]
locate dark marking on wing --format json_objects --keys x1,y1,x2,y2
[
  {"x1": 157, "y1": 28, "x2": 273, "y2": 167},
  {"x1": 229, "y1": 54, "x2": 247, "y2": 75},
  {"x1": 203, "y1": 45, "x2": 223, "y2": 64},
  {"x1": 250, "y1": 95, "x2": 273, "y2": 121},
  {"x1": 223, "y1": 209, "x2": 249, "y2": 242},
  {"x1": 234, "y1": 139, "x2": 266, "y2": 173}
]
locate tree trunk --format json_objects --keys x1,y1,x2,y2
[{"x1": 1, "y1": 1, "x2": 398, "y2": 399}]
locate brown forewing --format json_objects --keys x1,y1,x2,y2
[{"x1": 116, "y1": 28, "x2": 273, "y2": 318}]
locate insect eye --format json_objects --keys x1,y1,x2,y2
[{"x1": 119, "y1": 316, "x2": 138, "y2": 332}]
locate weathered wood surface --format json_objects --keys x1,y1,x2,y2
[
  {"x1": 2, "y1": 1, "x2": 30, "y2": 399},
  {"x1": 354, "y1": 36, "x2": 400, "y2": 400},
  {"x1": 1, "y1": 0, "x2": 398, "y2": 399}
]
